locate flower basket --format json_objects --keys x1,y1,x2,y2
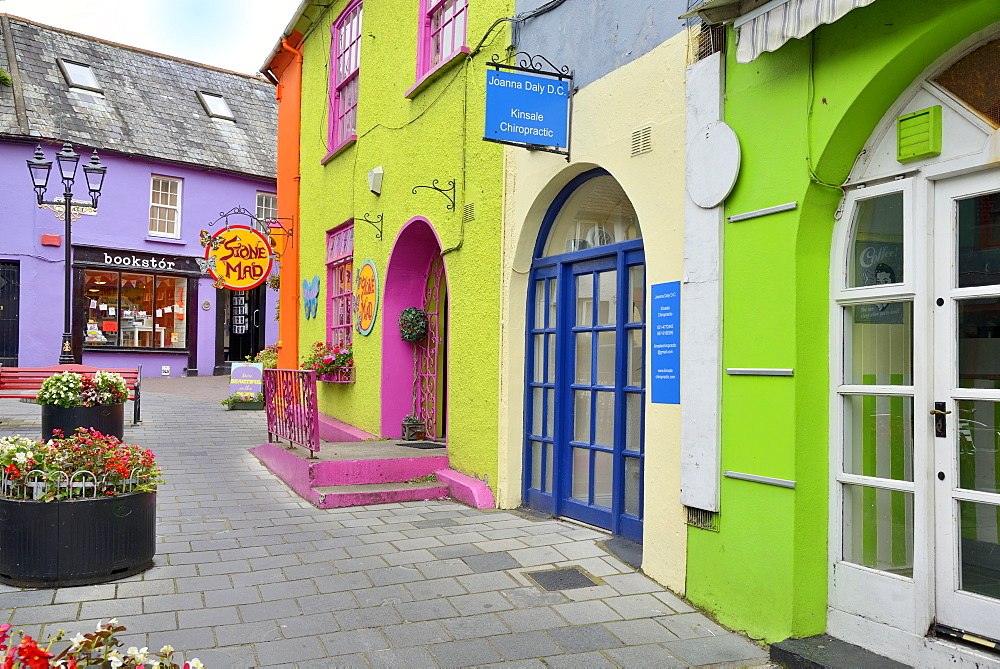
[
  {"x1": 37, "y1": 370, "x2": 129, "y2": 440},
  {"x1": 399, "y1": 307, "x2": 429, "y2": 343},
  {"x1": 318, "y1": 367, "x2": 356, "y2": 383},
  {"x1": 402, "y1": 418, "x2": 426, "y2": 441},
  {"x1": 221, "y1": 391, "x2": 265, "y2": 410}
]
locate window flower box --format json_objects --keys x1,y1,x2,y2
[{"x1": 318, "y1": 367, "x2": 356, "y2": 383}]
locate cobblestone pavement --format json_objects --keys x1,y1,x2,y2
[{"x1": 0, "y1": 378, "x2": 769, "y2": 668}]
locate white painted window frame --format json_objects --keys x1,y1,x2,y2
[
  {"x1": 148, "y1": 175, "x2": 183, "y2": 239},
  {"x1": 828, "y1": 176, "x2": 933, "y2": 632},
  {"x1": 256, "y1": 192, "x2": 277, "y2": 222}
]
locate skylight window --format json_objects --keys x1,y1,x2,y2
[
  {"x1": 58, "y1": 59, "x2": 102, "y2": 93},
  {"x1": 197, "y1": 92, "x2": 235, "y2": 120}
]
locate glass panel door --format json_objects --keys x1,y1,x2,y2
[
  {"x1": 935, "y1": 173, "x2": 1000, "y2": 641},
  {"x1": 556, "y1": 254, "x2": 645, "y2": 540}
]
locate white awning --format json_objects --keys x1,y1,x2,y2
[{"x1": 734, "y1": 0, "x2": 877, "y2": 63}]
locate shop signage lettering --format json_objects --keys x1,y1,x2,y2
[
  {"x1": 651, "y1": 282, "x2": 680, "y2": 404},
  {"x1": 484, "y1": 67, "x2": 570, "y2": 153},
  {"x1": 102, "y1": 252, "x2": 176, "y2": 270},
  {"x1": 355, "y1": 260, "x2": 379, "y2": 336},
  {"x1": 230, "y1": 362, "x2": 263, "y2": 394},
  {"x1": 853, "y1": 241, "x2": 904, "y2": 324},
  {"x1": 204, "y1": 225, "x2": 274, "y2": 291}
]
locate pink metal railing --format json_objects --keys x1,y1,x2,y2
[{"x1": 264, "y1": 369, "x2": 320, "y2": 456}]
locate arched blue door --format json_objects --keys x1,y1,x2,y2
[{"x1": 524, "y1": 170, "x2": 645, "y2": 542}]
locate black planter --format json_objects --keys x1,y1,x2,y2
[
  {"x1": 228, "y1": 401, "x2": 264, "y2": 411},
  {"x1": 0, "y1": 491, "x2": 155, "y2": 588},
  {"x1": 41, "y1": 403, "x2": 125, "y2": 440}
]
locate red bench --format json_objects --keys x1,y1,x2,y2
[{"x1": 0, "y1": 364, "x2": 142, "y2": 424}]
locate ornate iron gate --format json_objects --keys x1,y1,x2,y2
[
  {"x1": 415, "y1": 254, "x2": 446, "y2": 439},
  {"x1": 264, "y1": 369, "x2": 320, "y2": 456}
]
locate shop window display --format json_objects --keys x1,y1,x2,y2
[{"x1": 83, "y1": 269, "x2": 187, "y2": 349}]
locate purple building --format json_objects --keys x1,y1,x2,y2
[{"x1": 0, "y1": 15, "x2": 278, "y2": 377}]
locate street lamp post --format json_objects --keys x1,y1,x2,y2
[{"x1": 26, "y1": 143, "x2": 107, "y2": 364}]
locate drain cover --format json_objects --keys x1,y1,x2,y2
[{"x1": 527, "y1": 568, "x2": 598, "y2": 591}]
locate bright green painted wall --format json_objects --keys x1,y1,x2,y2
[
  {"x1": 296, "y1": 0, "x2": 511, "y2": 487},
  {"x1": 685, "y1": 0, "x2": 1000, "y2": 643}
]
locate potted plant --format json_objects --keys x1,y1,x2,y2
[
  {"x1": 220, "y1": 391, "x2": 265, "y2": 410},
  {"x1": 399, "y1": 307, "x2": 429, "y2": 343},
  {"x1": 0, "y1": 428, "x2": 161, "y2": 587},
  {"x1": 0, "y1": 619, "x2": 202, "y2": 668},
  {"x1": 401, "y1": 413, "x2": 426, "y2": 441},
  {"x1": 36, "y1": 370, "x2": 129, "y2": 440},
  {"x1": 247, "y1": 342, "x2": 279, "y2": 369},
  {"x1": 302, "y1": 341, "x2": 355, "y2": 383}
]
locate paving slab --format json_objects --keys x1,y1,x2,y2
[{"x1": 0, "y1": 381, "x2": 765, "y2": 667}]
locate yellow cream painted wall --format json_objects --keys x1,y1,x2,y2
[{"x1": 498, "y1": 31, "x2": 688, "y2": 592}]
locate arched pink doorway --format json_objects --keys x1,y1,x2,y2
[{"x1": 381, "y1": 218, "x2": 449, "y2": 438}]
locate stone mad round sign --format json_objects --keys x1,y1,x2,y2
[{"x1": 203, "y1": 225, "x2": 274, "y2": 291}]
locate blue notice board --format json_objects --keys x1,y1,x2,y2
[
  {"x1": 484, "y1": 68, "x2": 570, "y2": 151},
  {"x1": 651, "y1": 282, "x2": 680, "y2": 404}
]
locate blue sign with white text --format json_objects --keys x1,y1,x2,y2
[
  {"x1": 651, "y1": 282, "x2": 680, "y2": 404},
  {"x1": 484, "y1": 68, "x2": 570, "y2": 151}
]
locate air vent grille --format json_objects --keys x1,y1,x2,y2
[
  {"x1": 686, "y1": 506, "x2": 719, "y2": 532},
  {"x1": 463, "y1": 202, "x2": 475, "y2": 223},
  {"x1": 631, "y1": 126, "x2": 652, "y2": 156}
]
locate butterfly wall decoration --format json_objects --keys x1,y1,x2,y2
[
  {"x1": 199, "y1": 230, "x2": 222, "y2": 250},
  {"x1": 302, "y1": 276, "x2": 320, "y2": 320},
  {"x1": 196, "y1": 256, "x2": 217, "y2": 274}
]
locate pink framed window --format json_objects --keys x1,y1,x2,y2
[
  {"x1": 329, "y1": 2, "x2": 363, "y2": 153},
  {"x1": 417, "y1": 0, "x2": 468, "y2": 78},
  {"x1": 326, "y1": 223, "x2": 354, "y2": 347}
]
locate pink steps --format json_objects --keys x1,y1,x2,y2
[{"x1": 250, "y1": 442, "x2": 450, "y2": 509}]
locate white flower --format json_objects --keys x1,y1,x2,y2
[
  {"x1": 189, "y1": 659, "x2": 204, "y2": 669},
  {"x1": 69, "y1": 632, "x2": 86, "y2": 649},
  {"x1": 107, "y1": 650, "x2": 124, "y2": 669},
  {"x1": 160, "y1": 645, "x2": 174, "y2": 654},
  {"x1": 127, "y1": 646, "x2": 149, "y2": 662}
]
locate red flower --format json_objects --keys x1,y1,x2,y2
[{"x1": 15, "y1": 636, "x2": 54, "y2": 669}]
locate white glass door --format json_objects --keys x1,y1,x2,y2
[{"x1": 934, "y1": 170, "x2": 1000, "y2": 641}]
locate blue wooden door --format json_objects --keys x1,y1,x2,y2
[{"x1": 525, "y1": 246, "x2": 645, "y2": 542}]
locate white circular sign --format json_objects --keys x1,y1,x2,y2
[{"x1": 686, "y1": 121, "x2": 741, "y2": 209}]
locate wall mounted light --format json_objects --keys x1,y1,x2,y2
[{"x1": 368, "y1": 166, "x2": 383, "y2": 195}]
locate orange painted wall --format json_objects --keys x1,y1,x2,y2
[{"x1": 265, "y1": 33, "x2": 304, "y2": 369}]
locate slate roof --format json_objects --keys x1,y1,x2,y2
[{"x1": 0, "y1": 14, "x2": 276, "y2": 180}]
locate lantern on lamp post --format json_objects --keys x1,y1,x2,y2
[{"x1": 26, "y1": 143, "x2": 107, "y2": 364}]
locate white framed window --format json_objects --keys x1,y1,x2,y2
[
  {"x1": 57, "y1": 59, "x2": 102, "y2": 93},
  {"x1": 148, "y1": 176, "x2": 182, "y2": 238},
  {"x1": 197, "y1": 91, "x2": 235, "y2": 120},
  {"x1": 256, "y1": 192, "x2": 278, "y2": 222}
]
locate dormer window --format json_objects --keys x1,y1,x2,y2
[
  {"x1": 58, "y1": 59, "x2": 101, "y2": 93},
  {"x1": 197, "y1": 92, "x2": 235, "y2": 120}
]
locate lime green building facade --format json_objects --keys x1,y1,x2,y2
[
  {"x1": 291, "y1": 0, "x2": 511, "y2": 488},
  {"x1": 682, "y1": 0, "x2": 1000, "y2": 662}
]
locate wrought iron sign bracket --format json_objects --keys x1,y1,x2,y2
[
  {"x1": 362, "y1": 212, "x2": 384, "y2": 240},
  {"x1": 205, "y1": 205, "x2": 294, "y2": 263},
  {"x1": 488, "y1": 52, "x2": 573, "y2": 80},
  {"x1": 208, "y1": 205, "x2": 294, "y2": 241},
  {"x1": 411, "y1": 179, "x2": 456, "y2": 211}
]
